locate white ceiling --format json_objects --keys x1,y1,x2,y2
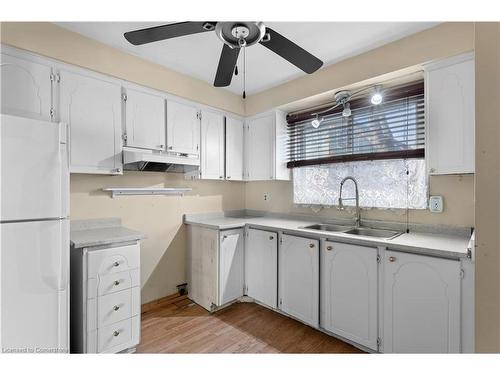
[{"x1": 55, "y1": 22, "x2": 438, "y2": 96}]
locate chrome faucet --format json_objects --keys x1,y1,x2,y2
[{"x1": 338, "y1": 176, "x2": 361, "y2": 228}]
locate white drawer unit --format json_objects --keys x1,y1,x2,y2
[{"x1": 70, "y1": 240, "x2": 141, "y2": 353}]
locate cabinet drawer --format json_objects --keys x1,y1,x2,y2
[
  {"x1": 97, "y1": 315, "x2": 140, "y2": 353},
  {"x1": 87, "y1": 287, "x2": 141, "y2": 331},
  {"x1": 87, "y1": 268, "x2": 140, "y2": 299},
  {"x1": 87, "y1": 243, "x2": 140, "y2": 279},
  {"x1": 97, "y1": 270, "x2": 132, "y2": 296}
]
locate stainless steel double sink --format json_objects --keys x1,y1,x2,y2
[{"x1": 301, "y1": 223, "x2": 402, "y2": 239}]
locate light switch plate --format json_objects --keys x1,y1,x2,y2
[{"x1": 429, "y1": 196, "x2": 444, "y2": 213}]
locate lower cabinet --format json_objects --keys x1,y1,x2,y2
[
  {"x1": 187, "y1": 226, "x2": 244, "y2": 311},
  {"x1": 279, "y1": 234, "x2": 319, "y2": 327},
  {"x1": 185, "y1": 223, "x2": 469, "y2": 353},
  {"x1": 321, "y1": 241, "x2": 378, "y2": 350},
  {"x1": 245, "y1": 228, "x2": 278, "y2": 309},
  {"x1": 382, "y1": 250, "x2": 461, "y2": 353},
  {"x1": 70, "y1": 242, "x2": 141, "y2": 353}
]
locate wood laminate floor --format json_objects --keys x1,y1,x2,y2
[{"x1": 137, "y1": 295, "x2": 363, "y2": 354}]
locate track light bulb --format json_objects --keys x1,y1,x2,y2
[
  {"x1": 342, "y1": 102, "x2": 351, "y2": 117},
  {"x1": 311, "y1": 115, "x2": 322, "y2": 128},
  {"x1": 371, "y1": 87, "x2": 383, "y2": 105}
]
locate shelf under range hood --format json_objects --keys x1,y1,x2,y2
[{"x1": 123, "y1": 148, "x2": 200, "y2": 173}]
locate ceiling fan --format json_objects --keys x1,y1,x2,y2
[{"x1": 124, "y1": 22, "x2": 324, "y2": 96}]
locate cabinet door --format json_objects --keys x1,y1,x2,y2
[
  {"x1": 245, "y1": 228, "x2": 278, "y2": 309},
  {"x1": 427, "y1": 55, "x2": 474, "y2": 174},
  {"x1": 219, "y1": 229, "x2": 244, "y2": 305},
  {"x1": 124, "y1": 87, "x2": 165, "y2": 151},
  {"x1": 225, "y1": 116, "x2": 244, "y2": 181},
  {"x1": 166, "y1": 100, "x2": 200, "y2": 156},
  {"x1": 383, "y1": 250, "x2": 461, "y2": 353},
  {"x1": 59, "y1": 69, "x2": 122, "y2": 174},
  {"x1": 0, "y1": 52, "x2": 53, "y2": 121},
  {"x1": 200, "y1": 110, "x2": 225, "y2": 180},
  {"x1": 187, "y1": 225, "x2": 218, "y2": 311},
  {"x1": 245, "y1": 115, "x2": 274, "y2": 180},
  {"x1": 279, "y1": 234, "x2": 319, "y2": 327},
  {"x1": 321, "y1": 241, "x2": 378, "y2": 350}
]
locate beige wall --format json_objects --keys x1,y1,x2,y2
[
  {"x1": 0, "y1": 22, "x2": 245, "y2": 116},
  {"x1": 245, "y1": 174, "x2": 474, "y2": 228},
  {"x1": 474, "y1": 22, "x2": 500, "y2": 352},
  {"x1": 70, "y1": 172, "x2": 245, "y2": 303}
]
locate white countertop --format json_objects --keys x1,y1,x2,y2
[
  {"x1": 184, "y1": 215, "x2": 472, "y2": 259},
  {"x1": 70, "y1": 218, "x2": 145, "y2": 248}
]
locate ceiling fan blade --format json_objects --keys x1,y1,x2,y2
[
  {"x1": 259, "y1": 27, "x2": 323, "y2": 74},
  {"x1": 124, "y1": 22, "x2": 216, "y2": 46},
  {"x1": 214, "y1": 44, "x2": 240, "y2": 87}
]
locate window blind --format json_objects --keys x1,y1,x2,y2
[{"x1": 286, "y1": 81, "x2": 425, "y2": 168}]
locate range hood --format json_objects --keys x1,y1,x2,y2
[{"x1": 123, "y1": 148, "x2": 200, "y2": 173}]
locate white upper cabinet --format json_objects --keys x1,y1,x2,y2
[
  {"x1": 0, "y1": 52, "x2": 53, "y2": 121},
  {"x1": 219, "y1": 229, "x2": 244, "y2": 306},
  {"x1": 245, "y1": 228, "x2": 278, "y2": 309},
  {"x1": 200, "y1": 110, "x2": 225, "y2": 180},
  {"x1": 425, "y1": 53, "x2": 475, "y2": 175},
  {"x1": 245, "y1": 110, "x2": 290, "y2": 181},
  {"x1": 59, "y1": 69, "x2": 122, "y2": 175},
  {"x1": 124, "y1": 86, "x2": 166, "y2": 151},
  {"x1": 279, "y1": 234, "x2": 319, "y2": 328},
  {"x1": 321, "y1": 241, "x2": 378, "y2": 351},
  {"x1": 225, "y1": 116, "x2": 244, "y2": 181},
  {"x1": 166, "y1": 100, "x2": 200, "y2": 156},
  {"x1": 383, "y1": 250, "x2": 461, "y2": 353}
]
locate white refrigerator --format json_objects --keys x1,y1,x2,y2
[{"x1": 0, "y1": 114, "x2": 69, "y2": 353}]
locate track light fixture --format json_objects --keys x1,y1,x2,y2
[
  {"x1": 311, "y1": 114, "x2": 322, "y2": 128},
  {"x1": 370, "y1": 86, "x2": 383, "y2": 105}
]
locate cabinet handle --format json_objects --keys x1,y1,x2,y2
[
  {"x1": 326, "y1": 245, "x2": 333, "y2": 251},
  {"x1": 219, "y1": 176, "x2": 223, "y2": 179},
  {"x1": 113, "y1": 305, "x2": 120, "y2": 311},
  {"x1": 223, "y1": 235, "x2": 228, "y2": 240},
  {"x1": 113, "y1": 280, "x2": 120, "y2": 286},
  {"x1": 309, "y1": 243, "x2": 315, "y2": 248},
  {"x1": 269, "y1": 236, "x2": 274, "y2": 240},
  {"x1": 389, "y1": 256, "x2": 396, "y2": 262},
  {"x1": 168, "y1": 146, "x2": 173, "y2": 150},
  {"x1": 113, "y1": 331, "x2": 120, "y2": 337},
  {"x1": 158, "y1": 144, "x2": 164, "y2": 149},
  {"x1": 227, "y1": 176, "x2": 231, "y2": 179},
  {"x1": 113, "y1": 261, "x2": 120, "y2": 267}
]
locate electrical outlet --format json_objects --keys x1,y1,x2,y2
[
  {"x1": 264, "y1": 193, "x2": 270, "y2": 201},
  {"x1": 429, "y1": 196, "x2": 444, "y2": 213}
]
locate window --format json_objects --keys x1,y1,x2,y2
[
  {"x1": 286, "y1": 81, "x2": 425, "y2": 168},
  {"x1": 287, "y1": 80, "x2": 428, "y2": 209}
]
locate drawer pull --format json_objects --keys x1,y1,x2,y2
[
  {"x1": 113, "y1": 280, "x2": 120, "y2": 286},
  {"x1": 269, "y1": 236, "x2": 274, "y2": 240},
  {"x1": 326, "y1": 245, "x2": 333, "y2": 251},
  {"x1": 389, "y1": 256, "x2": 396, "y2": 262},
  {"x1": 113, "y1": 261, "x2": 120, "y2": 267},
  {"x1": 309, "y1": 243, "x2": 315, "y2": 248},
  {"x1": 113, "y1": 331, "x2": 120, "y2": 337},
  {"x1": 113, "y1": 305, "x2": 120, "y2": 311}
]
